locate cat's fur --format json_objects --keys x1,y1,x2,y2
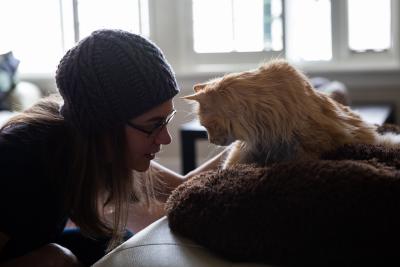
[{"x1": 183, "y1": 59, "x2": 400, "y2": 168}]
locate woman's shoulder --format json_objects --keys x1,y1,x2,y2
[
  {"x1": 0, "y1": 120, "x2": 71, "y2": 194},
  {"x1": 0, "y1": 123, "x2": 51, "y2": 188},
  {"x1": 0, "y1": 122, "x2": 64, "y2": 149},
  {"x1": 1, "y1": 96, "x2": 66, "y2": 142}
]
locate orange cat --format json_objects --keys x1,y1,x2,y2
[{"x1": 183, "y1": 59, "x2": 399, "y2": 168}]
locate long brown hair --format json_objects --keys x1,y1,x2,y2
[{"x1": 1, "y1": 94, "x2": 159, "y2": 250}]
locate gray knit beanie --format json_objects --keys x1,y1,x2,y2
[{"x1": 56, "y1": 29, "x2": 179, "y2": 134}]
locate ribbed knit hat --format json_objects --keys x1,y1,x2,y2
[{"x1": 56, "y1": 29, "x2": 179, "y2": 134}]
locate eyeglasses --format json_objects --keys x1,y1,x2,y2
[{"x1": 127, "y1": 110, "x2": 176, "y2": 137}]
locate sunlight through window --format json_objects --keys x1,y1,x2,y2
[
  {"x1": 0, "y1": 0, "x2": 63, "y2": 73},
  {"x1": 348, "y1": 0, "x2": 391, "y2": 52},
  {"x1": 0, "y1": 0, "x2": 149, "y2": 74},
  {"x1": 192, "y1": 0, "x2": 283, "y2": 53},
  {"x1": 77, "y1": 0, "x2": 149, "y2": 40},
  {"x1": 286, "y1": 0, "x2": 332, "y2": 61}
]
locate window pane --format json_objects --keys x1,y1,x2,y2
[
  {"x1": 234, "y1": 0, "x2": 264, "y2": 52},
  {"x1": 265, "y1": 0, "x2": 283, "y2": 51},
  {"x1": 0, "y1": 0, "x2": 63, "y2": 74},
  {"x1": 192, "y1": 0, "x2": 283, "y2": 53},
  {"x1": 192, "y1": 0, "x2": 234, "y2": 53},
  {"x1": 286, "y1": 0, "x2": 332, "y2": 61},
  {"x1": 77, "y1": 0, "x2": 149, "y2": 40},
  {"x1": 348, "y1": 0, "x2": 391, "y2": 52}
]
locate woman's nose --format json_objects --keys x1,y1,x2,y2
[{"x1": 154, "y1": 126, "x2": 172, "y2": 145}]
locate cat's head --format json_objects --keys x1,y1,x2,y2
[
  {"x1": 182, "y1": 59, "x2": 315, "y2": 147},
  {"x1": 182, "y1": 78, "x2": 237, "y2": 146}
]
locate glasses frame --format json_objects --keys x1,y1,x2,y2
[{"x1": 127, "y1": 110, "x2": 176, "y2": 137}]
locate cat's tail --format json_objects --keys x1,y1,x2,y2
[{"x1": 376, "y1": 132, "x2": 400, "y2": 147}]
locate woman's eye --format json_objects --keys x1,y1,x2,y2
[
  {"x1": 141, "y1": 121, "x2": 161, "y2": 131},
  {"x1": 145, "y1": 125, "x2": 158, "y2": 131},
  {"x1": 148, "y1": 122, "x2": 162, "y2": 132},
  {"x1": 154, "y1": 121, "x2": 164, "y2": 128}
]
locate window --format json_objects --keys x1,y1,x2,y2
[
  {"x1": 0, "y1": 0, "x2": 63, "y2": 74},
  {"x1": 0, "y1": 0, "x2": 398, "y2": 75},
  {"x1": 0, "y1": 0, "x2": 149, "y2": 74},
  {"x1": 192, "y1": 0, "x2": 282, "y2": 53},
  {"x1": 285, "y1": 0, "x2": 332, "y2": 61},
  {"x1": 347, "y1": 0, "x2": 391, "y2": 52},
  {"x1": 76, "y1": 0, "x2": 149, "y2": 41},
  {"x1": 179, "y1": 0, "x2": 399, "y2": 73}
]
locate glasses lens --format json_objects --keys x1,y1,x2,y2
[{"x1": 149, "y1": 110, "x2": 176, "y2": 137}]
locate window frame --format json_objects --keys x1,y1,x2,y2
[
  {"x1": 150, "y1": 0, "x2": 400, "y2": 76},
  {"x1": 15, "y1": 0, "x2": 400, "y2": 78},
  {"x1": 174, "y1": 0, "x2": 284, "y2": 74},
  {"x1": 314, "y1": 0, "x2": 400, "y2": 72}
]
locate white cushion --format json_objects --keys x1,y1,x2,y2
[{"x1": 93, "y1": 216, "x2": 273, "y2": 267}]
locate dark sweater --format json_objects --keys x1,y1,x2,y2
[{"x1": 0, "y1": 123, "x2": 70, "y2": 261}]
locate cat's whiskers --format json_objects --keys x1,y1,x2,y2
[{"x1": 180, "y1": 108, "x2": 197, "y2": 119}]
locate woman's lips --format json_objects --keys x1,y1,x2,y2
[
  {"x1": 145, "y1": 149, "x2": 159, "y2": 160},
  {"x1": 145, "y1": 150, "x2": 160, "y2": 160},
  {"x1": 145, "y1": 153, "x2": 155, "y2": 160}
]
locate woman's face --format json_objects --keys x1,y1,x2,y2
[{"x1": 125, "y1": 100, "x2": 174, "y2": 171}]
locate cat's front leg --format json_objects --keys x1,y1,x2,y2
[{"x1": 222, "y1": 141, "x2": 245, "y2": 169}]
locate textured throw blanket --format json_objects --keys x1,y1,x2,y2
[{"x1": 166, "y1": 125, "x2": 400, "y2": 266}]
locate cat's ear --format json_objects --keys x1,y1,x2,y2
[
  {"x1": 193, "y1": 83, "x2": 207, "y2": 93},
  {"x1": 181, "y1": 93, "x2": 202, "y2": 102}
]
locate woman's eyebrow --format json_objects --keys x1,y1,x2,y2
[
  {"x1": 145, "y1": 116, "x2": 166, "y2": 123},
  {"x1": 144, "y1": 110, "x2": 175, "y2": 123}
]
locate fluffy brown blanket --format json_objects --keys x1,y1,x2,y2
[{"x1": 166, "y1": 125, "x2": 400, "y2": 266}]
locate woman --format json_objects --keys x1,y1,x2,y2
[{"x1": 0, "y1": 29, "x2": 224, "y2": 266}]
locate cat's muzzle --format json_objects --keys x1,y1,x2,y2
[{"x1": 209, "y1": 135, "x2": 236, "y2": 146}]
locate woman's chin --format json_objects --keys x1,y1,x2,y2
[{"x1": 132, "y1": 160, "x2": 151, "y2": 172}]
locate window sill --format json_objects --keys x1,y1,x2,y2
[
  {"x1": 175, "y1": 59, "x2": 400, "y2": 92},
  {"x1": 176, "y1": 59, "x2": 400, "y2": 78}
]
